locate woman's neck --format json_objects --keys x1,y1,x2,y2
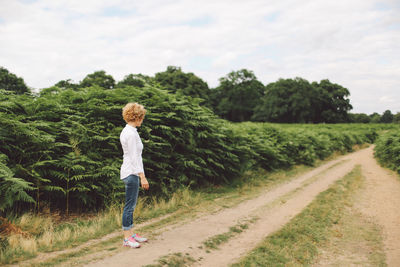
[{"x1": 128, "y1": 122, "x2": 137, "y2": 128}]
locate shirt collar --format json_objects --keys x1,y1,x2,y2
[{"x1": 126, "y1": 124, "x2": 137, "y2": 131}]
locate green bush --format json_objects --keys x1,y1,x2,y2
[
  {"x1": 227, "y1": 122, "x2": 378, "y2": 169},
  {"x1": 374, "y1": 131, "x2": 400, "y2": 174},
  {"x1": 0, "y1": 86, "x2": 384, "y2": 215},
  {"x1": 0, "y1": 86, "x2": 243, "y2": 214}
]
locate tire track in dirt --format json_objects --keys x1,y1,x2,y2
[{"x1": 83, "y1": 149, "x2": 369, "y2": 267}]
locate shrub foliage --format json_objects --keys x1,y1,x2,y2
[
  {"x1": 0, "y1": 84, "x2": 382, "y2": 215},
  {"x1": 374, "y1": 131, "x2": 400, "y2": 174}
]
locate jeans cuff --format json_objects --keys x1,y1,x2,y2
[{"x1": 122, "y1": 224, "x2": 134, "y2": 231}]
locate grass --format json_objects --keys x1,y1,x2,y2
[
  {"x1": 0, "y1": 205, "x2": 124, "y2": 264},
  {"x1": 142, "y1": 252, "x2": 196, "y2": 267},
  {"x1": 231, "y1": 165, "x2": 366, "y2": 267},
  {"x1": 203, "y1": 217, "x2": 259, "y2": 250}
]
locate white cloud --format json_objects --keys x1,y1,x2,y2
[
  {"x1": 0, "y1": 0, "x2": 399, "y2": 114},
  {"x1": 379, "y1": 96, "x2": 395, "y2": 103}
]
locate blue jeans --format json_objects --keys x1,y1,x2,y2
[{"x1": 122, "y1": 174, "x2": 139, "y2": 231}]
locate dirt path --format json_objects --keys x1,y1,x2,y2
[
  {"x1": 20, "y1": 146, "x2": 398, "y2": 267},
  {"x1": 78, "y1": 146, "x2": 400, "y2": 267},
  {"x1": 354, "y1": 146, "x2": 400, "y2": 266}
]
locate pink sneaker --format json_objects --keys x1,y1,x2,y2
[
  {"x1": 123, "y1": 237, "x2": 140, "y2": 248},
  {"x1": 132, "y1": 233, "x2": 148, "y2": 243}
]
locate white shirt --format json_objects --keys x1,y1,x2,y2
[{"x1": 120, "y1": 124, "x2": 144, "y2": 179}]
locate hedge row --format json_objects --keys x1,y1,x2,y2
[
  {"x1": 0, "y1": 85, "x2": 382, "y2": 215},
  {"x1": 227, "y1": 122, "x2": 379, "y2": 170}
]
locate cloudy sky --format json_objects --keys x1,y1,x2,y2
[{"x1": 1, "y1": 0, "x2": 399, "y2": 114}]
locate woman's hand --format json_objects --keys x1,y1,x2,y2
[
  {"x1": 140, "y1": 176, "x2": 149, "y2": 190},
  {"x1": 139, "y1": 173, "x2": 149, "y2": 190}
]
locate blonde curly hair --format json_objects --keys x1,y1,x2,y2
[{"x1": 122, "y1": 103, "x2": 146, "y2": 123}]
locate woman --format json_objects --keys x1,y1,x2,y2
[{"x1": 120, "y1": 102, "x2": 149, "y2": 248}]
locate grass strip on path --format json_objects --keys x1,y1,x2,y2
[
  {"x1": 142, "y1": 252, "x2": 196, "y2": 267},
  {"x1": 232, "y1": 165, "x2": 364, "y2": 267},
  {"x1": 202, "y1": 217, "x2": 259, "y2": 251}
]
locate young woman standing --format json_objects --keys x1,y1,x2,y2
[{"x1": 120, "y1": 103, "x2": 149, "y2": 248}]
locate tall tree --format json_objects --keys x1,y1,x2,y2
[
  {"x1": 312, "y1": 79, "x2": 352, "y2": 123},
  {"x1": 80, "y1": 70, "x2": 115, "y2": 89},
  {"x1": 252, "y1": 78, "x2": 317, "y2": 123},
  {"x1": 212, "y1": 69, "x2": 265, "y2": 122},
  {"x1": 55, "y1": 79, "x2": 79, "y2": 90},
  {"x1": 253, "y1": 78, "x2": 352, "y2": 123},
  {"x1": 116, "y1": 74, "x2": 147, "y2": 88},
  {"x1": 380, "y1": 110, "x2": 394, "y2": 123},
  {"x1": 154, "y1": 66, "x2": 210, "y2": 104},
  {"x1": 0, "y1": 67, "x2": 30, "y2": 94}
]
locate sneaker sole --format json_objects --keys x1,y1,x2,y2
[{"x1": 123, "y1": 244, "x2": 141, "y2": 248}]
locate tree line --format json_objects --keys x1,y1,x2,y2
[{"x1": 2, "y1": 66, "x2": 399, "y2": 124}]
